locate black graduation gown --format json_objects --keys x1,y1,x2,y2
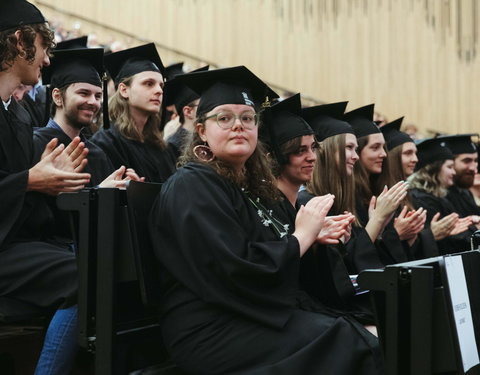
[
  {"x1": 411, "y1": 188, "x2": 475, "y2": 254},
  {"x1": 355, "y1": 199, "x2": 410, "y2": 265},
  {"x1": 0, "y1": 99, "x2": 76, "y2": 310},
  {"x1": 18, "y1": 87, "x2": 47, "y2": 128},
  {"x1": 149, "y1": 163, "x2": 383, "y2": 375},
  {"x1": 33, "y1": 126, "x2": 115, "y2": 186},
  {"x1": 446, "y1": 185, "x2": 480, "y2": 217},
  {"x1": 90, "y1": 125, "x2": 178, "y2": 183},
  {"x1": 297, "y1": 190, "x2": 383, "y2": 274}
]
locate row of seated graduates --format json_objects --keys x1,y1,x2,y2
[{"x1": 4, "y1": 18, "x2": 480, "y2": 375}]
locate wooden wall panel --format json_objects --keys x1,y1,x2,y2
[{"x1": 34, "y1": 0, "x2": 480, "y2": 136}]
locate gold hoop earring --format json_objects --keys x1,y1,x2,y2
[
  {"x1": 193, "y1": 143, "x2": 215, "y2": 162},
  {"x1": 18, "y1": 51, "x2": 26, "y2": 59}
]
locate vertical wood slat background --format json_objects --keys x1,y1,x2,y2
[{"x1": 35, "y1": 0, "x2": 480, "y2": 136}]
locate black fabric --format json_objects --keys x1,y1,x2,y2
[
  {"x1": 380, "y1": 117, "x2": 413, "y2": 151},
  {"x1": 177, "y1": 66, "x2": 279, "y2": 116},
  {"x1": 261, "y1": 93, "x2": 313, "y2": 164},
  {"x1": 411, "y1": 188, "x2": 476, "y2": 254},
  {"x1": 19, "y1": 90, "x2": 47, "y2": 128},
  {"x1": 104, "y1": 43, "x2": 165, "y2": 89},
  {"x1": 90, "y1": 126, "x2": 178, "y2": 183},
  {"x1": 0, "y1": 0, "x2": 45, "y2": 32},
  {"x1": 446, "y1": 185, "x2": 480, "y2": 217},
  {"x1": 438, "y1": 134, "x2": 478, "y2": 155},
  {"x1": 354, "y1": 198, "x2": 410, "y2": 266},
  {"x1": 301, "y1": 101, "x2": 354, "y2": 142},
  {"x1": 33, "y1": 126, "x2": 115, "y2": 186},
  {"x1": 42, "y1": 48, "x2": 104, "y2": 89},
  {"x1": 344, "y1": 104, "x2": 380, "y2": 139},
  {"x1": 415, "y1": 137, "x2": 453, "y2": 170},
  {"x1": 0, "y1": 98, "x2": 77, "y2": 310},
  {"x1": 149, "y1": 163, "x2": 383, "y2": 375}
]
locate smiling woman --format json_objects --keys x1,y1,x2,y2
[{"x1": 90, "y1": 43, "x2": 179, "y2": 182}]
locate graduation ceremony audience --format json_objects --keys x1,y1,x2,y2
[{"x1": 1, "y1": 1, "x2": 480, "y2": 374}]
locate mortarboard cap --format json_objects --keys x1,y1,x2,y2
[
  {"x1": 55, "y1": 36, "x2": 88, "y2": 50},
  {"x1": 165, "y1": 62, "x2": 184, "y2": 81},
  {"x1": 163, "y1": 65, "x2": 209, "y2": 113},
  {"x1": 344, "y1": 104, "x2": 381, "y2": 139},
  {"x1": 0, "y1": 0, "x2": 46, "y2": 32},
  {"x1": 261, "y1": 93, "x2": 314, "y2": 163},
  {"x1": 104, "y1": 43, "x2": 165, "y2": 89},
  {"x1": 381, "y1": 117, "x2": 413, "y2": 151},
  {"x1": 42, "y1": 48, "x2": 104, "y2": 89},
  {"x1": 177, "y1": 65, "x2": 279, "y2": 116},
  {"x1": 301, "y1": 101, "x2": 354, "y2": 142},
  {"x1": 436, "y1": 134, "x2": 478, "y2": 155},
  {"x1": 415, "y1": 138, "x2": 454, "y2": 171}
]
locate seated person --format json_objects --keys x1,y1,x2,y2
[{"x1": 149, "y1": 66, "x2": 383, "y2": 374}]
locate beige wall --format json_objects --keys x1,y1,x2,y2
[{"x1": 35, "y1": 0, "x2": 480, "y2": 136}]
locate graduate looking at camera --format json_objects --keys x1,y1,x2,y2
[
  {"x1": 149, "y1": 66, "x2": 383, "y2": 375},
  {"x1": 91, "y1": 43, "x2": 179, "y2": 183}
]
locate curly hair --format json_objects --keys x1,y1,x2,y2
[
  {"x1": 0, "y1": 23, "x2": 54, "y2": 71},
  {"x1": 179, "y1": 114, "x2": 282, "y2": 202},
  {"x1": 407, "y1": 160, "x2": 448, "y2": 198},
  {"x1": 108, "y1": 75, "x2": 166, "y2": 150}
]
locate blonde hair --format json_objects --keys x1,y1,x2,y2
[
  {"x1": 108, "y1": 75, "x2": 166, "y2": 150},
  {"x1": 407, "y1": 160, "x2": 448, "y2": 198},
  {"x1": 306, "y1": 134, "x2": 357, "y2": 220}
]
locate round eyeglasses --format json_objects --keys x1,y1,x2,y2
[{"x1": 205, "y1": 111, "x2": 258, "y2": 129}]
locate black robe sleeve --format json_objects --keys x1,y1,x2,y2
[
  {"x1": 91, "y1": 126, "x2": 178, "y2": 183},
  {"x1": 149, "y1": 163, "x2": 300, "y2": 329}
]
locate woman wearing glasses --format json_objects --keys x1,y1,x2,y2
[
  {"x1": 149, "y1": 66, "x2": 383, "y2": 374},
  {"x1": 91, "y1": 43, "x2": 178, "y2": 182}
]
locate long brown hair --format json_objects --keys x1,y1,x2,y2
[
  {"x1": 108, "y1": 75, "x2": 166, "y2": 150},
  {"x1": 386, "y1": 143, "x2": 415, "y2": 210},
  {"x1": 179, "y1": 114, "x2": 281, "y2": 202},
  {"x1": 354, "y1": 134, "x2": 389, "y2": 204},
  {"x1": 306, "y1": 133, "x2": 357, "y2": 219}
]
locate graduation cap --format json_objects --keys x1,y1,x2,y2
[
  {"x1": 165, "y1": 62, "x2": 184, "y2": 81},
  {"x1": 42, "y1": 48, "x2": 104, "y2": 89},
  {"x1": 55, "y1": 36, "x2": 88, "y2": 50},
  {"x1": 0, "y1": 0, "x2": 46, "y2": 32},
  {"x1": 301, "y1": 101, "x2": 354, "y2": 142},
  {"x1": 436, "y1": 134, "x2": 478, "y2": 155},
  {"x1": 380, "y1": 117, "x2": 413, "y2": 151},
  {"x1": 415, "y1": 138, "x2": 454, "y2": 171},
  {"x1": 344, "y1": 104, "x2": 381, "y2": 139},
  {"x1": 163, "y1": 65, "x2": 209, "y2": 115},
  {"x1": 261, "y1": 93, "x2": 313, "y2": 164},
  {"x1": 177, "y1": 65, "x2": 279, "y2": 117},
  {"x1": 104, "y1": 43, "x2": 166, "y2": 89}
]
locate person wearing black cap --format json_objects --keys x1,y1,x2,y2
[
  {"x1": 346, "y1": 104, "x2": 410, "y2": 265},
  {"x1": 408, "y1": 138, "x2": 474, "y2": 254},
  {"x1": 440, "y1": 134, "x2": 480, "y2": 222},
  {"x1": 261, "y1": 94, "x2": 352, "y2": 246},
  {"x1": 299, "y1": 102, "x2": 383, "y2": 271},
  {"x1": 34, "y1": 47, "x2": 141, "y2": 188},
  {"x1": 0, "y1": 2, "x2": 92, "y2": 374},
  {"x1": 163, "y1": 65, "x2": 209, "y2": 149},
  {"x1": 265, "y1": 98, "x2": 380, "y2": 328},
  {"x1": 381, "y1": 118, "x2": 447, "y2": 260},
  {"x1": 91, "y1": 43, "x2": 179, "y2": 182},
  {"x1": 149, "y1": 66, "x2": 383, "y2": 374}
]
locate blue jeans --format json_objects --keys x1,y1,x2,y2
[{"x1": 34, "y1": 305, "x2": 78, "y2": 375}]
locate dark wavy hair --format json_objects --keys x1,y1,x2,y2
[
  {"x1": 179, "y1": 113, "x2": 282, "y2": 202},
  {"x1": 0, "y1": 23, "x2": 54, "y2": 71}
]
